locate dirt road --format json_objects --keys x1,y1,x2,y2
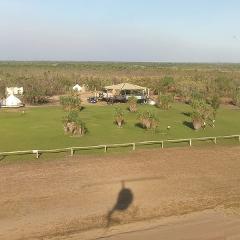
[{"x1": 0, "y1": 146, "x2": 240, "y2": 240}]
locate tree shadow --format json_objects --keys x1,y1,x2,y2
[
  {"x1": 106, "y1": 180, "x2": 134, "y2": 227},
  {"x1": 183, "y1": 121, "x2": 194, "y2": 130},
  {"x1": 135, "y1": 122, "x2": 144, "y2": 129},
  {"x1": 181, "y1": 112, "x2": 191, "y2": 117},
  {"x1": 80, "y1": 106, "x2": 86, "y2": 111}
]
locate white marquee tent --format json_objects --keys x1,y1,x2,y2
[{"x1": 5, "y1": 94, "x2": 23, "y2": 107}]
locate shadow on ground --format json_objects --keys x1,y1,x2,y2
[{"x1": 107, "y1": 180, "x2": 134, "y2": 227}]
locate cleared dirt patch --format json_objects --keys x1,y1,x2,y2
[{"x1": 0, "y1": 145, "x2": 240, "y2": 240}]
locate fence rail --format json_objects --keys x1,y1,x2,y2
[{"x1": 0, "y1": 134, "x2": 239, "y2": 159}]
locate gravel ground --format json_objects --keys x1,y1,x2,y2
[{"x1": 0, "y1": 145, "x2": 240, "y2": 240}]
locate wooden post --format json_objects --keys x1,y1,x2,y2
[
  {"x1": 214, "y1": 137, "x2": 217, "y2": 144},
  {"x1": 70, "y1": 148, "x2": 74, "y2": 156},
  {"x1": 161, "y1": 141, "x2": 164, "y2": 149},
  {"x1": 104, "y1": 145, "x2": 107, "y2": 152},
  {"x1": 189, "y1": 139, "x2": 192, "y2": 147},
  {"x1": 238, "y1": 135, "x2": 240, "y2": 142}
]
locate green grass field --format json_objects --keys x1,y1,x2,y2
[{"x1": 0, "y1": 103, "x2": 240, "y2": 152}]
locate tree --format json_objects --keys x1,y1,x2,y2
[
  {"x1": 60, "y1": 92, "x2": 82, "y2": 111},
  {"x1": 63, "y1": 110, "x2": 86, "y2": 136},
  {"x1": 128, "y1": 96, "x2": 138, "y2": 112},
  {"x1": 232, "y1": 88, "x2": 240, "y2": 107},
  {"x1": 210, "y1": 95, "x2": 220, "y2": 119},
  {"x1": 159, "y1": 76, "x2": 175, "y2": 93},
  {"x1": 114, "y1": 107, "x2": 125, "y2": 127},
  {"x1": 157, "y1": 94, "x2": 173, "y2": 110},
  {"x1": 190, "y1": 99, "x2": 213, "y2": 130}
]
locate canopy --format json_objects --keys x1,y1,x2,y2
[
  {"x1": 104, "y1": 83, "x2": 147, "y2": 91},
  {"x1": 5, "y1": 94, "x2": 22, "y2": 107}
]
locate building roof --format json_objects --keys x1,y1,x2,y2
[{"x1": 104, "y1": 83, "x2": 147, "y2": 91}]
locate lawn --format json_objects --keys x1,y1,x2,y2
[{"x1": 0, "y1": 103, "x2": 240, "y2": 152}]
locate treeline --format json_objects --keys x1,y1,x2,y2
[{"x1": 0, "y1": 62, "x2": 239, "y2": 105}]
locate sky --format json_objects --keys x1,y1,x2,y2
[{"x1": 0, "y1": 0, "x2": 240, "y2": 62}]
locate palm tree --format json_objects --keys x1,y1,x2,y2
[
  {"x1": 63, "y1": 111, "x2": 86, "y2": 136},
  {"x1": 210, "y1": 95, "x2": 220, "y2": 119},
  {"x1": 138, "y1": 111, "x2": 159, "y2": 130},
  {"x1": 191, "y1": 111, "x2": 203, "y2": 130},
  {"x1": 60, "y1": 92, "x2": 82, "y2": 112},
  {"x1": 190, "y1": 99, "x2": 213, "y2": 130},
  {"x1": 128, "y1": 96, "x2": 138, "y2": 112},
  {"x1": 157, "y1": 94, "x2": 173, "y2": 110},
  {"x1": 114, "y1": 107, "x2": 125, "y2": 128}
]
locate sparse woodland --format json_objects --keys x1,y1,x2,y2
[{"x1": 0, "y1": 62, "x2": 239, "y2": 106}]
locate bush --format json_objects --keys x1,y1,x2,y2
[{"x1": 24, "y1": 94, "x2": 49, "y2": 105}]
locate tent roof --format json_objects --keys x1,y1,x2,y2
[
  {"x1": 5, "y1": 94, "x2": 22, "y2": 106},
  {"x1": 104, "y1": 83, "x2": 147, "y2": 91}
]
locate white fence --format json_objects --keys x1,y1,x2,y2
[{"x1": 0, "y1": 134, "x2": 239, "y2": 159}]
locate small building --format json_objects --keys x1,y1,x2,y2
[
  {"x1": 1, "y1": 94, "x2": 23, "y2": 108},
  {"x1": 6, "y1": 87, "x2": 24, "y2": 96},
  {"x1": 72, "y1": 84, "x2": 86, "y2": 93}
]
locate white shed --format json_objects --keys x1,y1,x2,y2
[{"x1": 6, "y1": 87, "x2": 24, "y2": 96}]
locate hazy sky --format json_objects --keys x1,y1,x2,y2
[{"x1": 0, "y1": 0, "x2": 240, "y2": 62}]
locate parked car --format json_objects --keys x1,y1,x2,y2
[{"x1": 87, "y1": 97, "x2": 97, "y2": 104}]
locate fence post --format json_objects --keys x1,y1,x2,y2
[
  {"x1": 104, "y1": 145, "x2": 107, "y2": 152},
  {"x1": 189, "y1": 139, "x2": 192, "y2": 147},
  {"x1": 132, "y1": 143, "x2": 136, "y2": 151},
  {"x1": 32, "y1": 150, "x2": 39, "y2": 159},
  {"x1": 161, "y1": 141, "x2": 164, "y2": 149},
  {"x1": 214, "y1": 137, "x2": 217, "y2": 144},
  {"x1": 238, "y1": 135, "x2": 240, "y2": 142},
  {"x1": 70, "y1": 148, "x2": 74, "y2": 156}
]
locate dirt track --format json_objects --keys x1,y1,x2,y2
[{"x1": 0, "y1": 146, "x2": 240, "y2": 240}]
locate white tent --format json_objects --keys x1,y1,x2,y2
[
  {"x1": 5, "y1": 94, "x2": 22, "y2": 107},
  {"x1": 73, "y1": 84, "x2": 86, "y2": 92}
]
